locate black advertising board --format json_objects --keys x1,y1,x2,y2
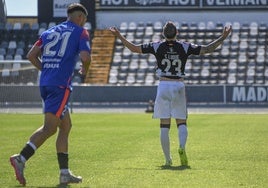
[{"x1": 99, "y1": 0, "x2": 268, "y2": 10}]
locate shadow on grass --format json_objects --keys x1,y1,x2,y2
[
  {"x1": 158, "y1": 165, "x2": 191, "y2": 171},
  {"x1": 8, "y1": 186, "x2": 64, "y2": 188},
  {"x1": 40, "y1": 185, "x2": 90, "y2": 188},
  {"x1": 11, "y1": 186, "x2": 69, "y2": 188},
  {"x1": 14, "y1": 185, "x2": 90, "y2": 188}
]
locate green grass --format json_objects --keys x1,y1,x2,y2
[{"x1": 0, "y1": 113, "x2": 267, "y2": 188}]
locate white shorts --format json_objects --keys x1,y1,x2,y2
[{"x1": 153, "y1": 81, "x2": 187, "y2": 119}]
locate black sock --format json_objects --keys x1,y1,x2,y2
[
  {"x1": 20, "y1": 144, "x2": 35, "y2": 161},
  {"x1": 57, "y1": 153, "x2": 69, "y2": 169}
]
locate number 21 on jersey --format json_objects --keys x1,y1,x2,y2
[{"x1": 43, "y1": 31, "x2": 72, "y2": 57}]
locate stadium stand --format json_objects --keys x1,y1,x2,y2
[
  {"x1": 0, "y1": 21, "x2": 94, "y2": 85},
  {"x1": 0, "y1": 21, "x2": 267, "y2": 85},
  {"x1": 106, "y1": 21, "x2": 268, "y2": 86}
]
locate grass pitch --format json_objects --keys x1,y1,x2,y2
[{"x1": 0, "y1": 113, "x2": 267, "y2": 188}]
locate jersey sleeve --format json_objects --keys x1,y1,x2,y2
[
  {"x1": 187, "y1": 43, "x2": 201, "y2": 55},
  {"x1": 141, "y1": 42, "x2": 156, "y2": 54},
  {"x1": 34, "y1": 38, "x2": 43, "y2": 48},
  {"x1": 79, "y1": 29, "x2": 91, "y2": 53}
]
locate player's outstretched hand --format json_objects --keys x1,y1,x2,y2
[
  {"x1": 109, "y1": 27, "x2": 120, "y2": 37},
  {"x1": 222, "y1": 25, "x2": 232, "y2": 39}
]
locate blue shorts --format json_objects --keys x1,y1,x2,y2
[{"x1": 40, "y1": 86, "x2": 71, "y2": 119}]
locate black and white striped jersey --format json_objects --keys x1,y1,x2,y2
[{"x1": 141, "y1": 40, "x2": 201, "y2": 78}]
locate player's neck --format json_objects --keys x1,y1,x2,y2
[{"x1": 165, "y1": 38, "x2": 176, "y2": 42}]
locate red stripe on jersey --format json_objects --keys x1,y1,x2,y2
[
  {"x1": 56, "y1": 88, "x2": 70, "y2": 118},
  {"x1": 34, "y1": 38, "x2": 43, "y2": 47},
  {"x1": 81, "y1": 29, "x2": 89, "y2": 39}
]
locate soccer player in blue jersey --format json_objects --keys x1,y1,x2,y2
[
  {"x1": 110, "y1": 21, "x2": 231, "y2": 167},
  {"x1": 10, "y1": 3, "x2": 91, "y2": 186}
]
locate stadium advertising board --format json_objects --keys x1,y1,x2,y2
[
  {"x1": 99, "y1": 0, "x2": 199, "y2": 8},
  {"x1": 226, "y1": 86, "x2": 268, "y2": 103},
  {"x1": 38, "y1": 0, "x2": 96, "y2": 29},
  {"x1": 99, "y1": 0, "x2": 268, "y2": 9},
  {"x1": 53, "y1": 0, "x2": 80, "y2": 17},
  {"x1": 1, "y1": 86, "x2": 267, "y2": 105}
]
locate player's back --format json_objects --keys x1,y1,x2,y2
[
  {"x1": 39, "y1": 21, "x2": 87, "y2": 87},
  {"x1": 152, "y1": 40, "x2": 195, "y2": 77}
]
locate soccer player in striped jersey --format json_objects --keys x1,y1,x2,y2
[
  {"x1": 110, "y1": 21, "x2": 231, "y2": 167},
  {"x1": 10, "y1": 3, "x2": 91, "y2": 186}
]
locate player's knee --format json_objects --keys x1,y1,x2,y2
[
  {"x1": 160, "y1": 124, "x2": 171, "y2": 129},
  {"x1": 42, "y1": 124, "x2": 57, "y2": 137},
  {"x1": 176, "y1": 119, "x2": 187, "y2": 127},
  {"x1": 177, "y1": 123, "x2": 187, "y2": 128}
]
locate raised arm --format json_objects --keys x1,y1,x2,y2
[
  {"x1": 199, "y1": 25, "x2": 232, "y2": 55},
  {"x1": 109, "y1": 27, "x2": 142, "y2": 53}
]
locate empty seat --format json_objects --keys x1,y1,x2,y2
[
  {"x1": 145, "y1": 27, "x2": 153, "y2": 36},
  {"x1": 0, "y1": 48, "x2": 6, "y2": 55},
  {"x1": 227, "y1": 74, "x2": 236, "y2": 84},
  {"x1": 11, "y1": 63, "x2": 21, "y2": 76},
  {"x1": 5, "y1": 54, "x2": 13, "y2": 60},
  {"x1": 31, "y1": 22, "x2": 39, "y2": 31},
  {"x1": 232, "y1": 22, "x2": 241, "y2": 31},
  {"x1": 84, "y1": 22, "x2": 92, "y2": 30},
  {"x1": 122, "y1": 46, "x2": 131, "y2": 55},
  {"x1": 22, "y1": 23, "x2": 31, "y2": 30},
  {"x1": 15, "y1": 48, "x2": 24, "y2": 56},
  {"x1": 38, "y1": 28, "x2": 46, "y2": 36},
  {"x1": 228, "y1": 60, "x2": 237, "y2": 73},
  {"x1": 120, "y1": 61, "x2": 129, "y2": 71},
  {"x1": 109, "y1": 68, "x2": 118, "y2": 77},
  {"x1": 139, "y1": 60, "x2": 148, "y2": 69},
  {"x1": 152, "y1": 34, "x2": 161, "y2": 41},
  {"x1": 7, "y1": 48, "x2": 15, "y2": 56},
  {"x1": 13, "y1": 22, "x2": 22, "y2": 30},
  {"x1": 129, "y1": 60, "x2": 139, "y2": 70},
  {"x1": 117, "y1": 74, "x2": 127, "y2": 84},
  {"x1": 198, "y1": 22, "x2": 206, "y2": 30},
  {"x1": 109, "y1": 75, "x2": 117, "y2": 84},
  {"x1": 153, "y1": 21, "x2": 163, "y2": 32},
  {"x1": 2, "y1": 68, "x2": 10, "y2": 77},
  {"x1": 247, "y1": 68, "x2": 255, "y2": 76},
  {"x1": 206, "y1": 21, "x2": 215, "y2": 29},
  {"x1": 14, "y1": 54, "x2": 22, "y2": 60},
  {"x1": 120, "y1": 22, "x2": 128, "y2": 31},
  {"x1": 39, "y1": 22, "x2": 47, "y2": 29},
  {"x1": 145, "y1": 74, "x2": 155, "y2": 85},
  {"x1": 200, "y1": 69, "x2": 210, "y2": 77},
  {"x1": 126, "y1": 74, "x2": 135, "y2": 84},
  {"x1": 5, "y1": 22, "x2": 13, "y2": 30},
  {"x1": 8, "y1": 41, "x2": 17, "y2": 49},
  {"x1": 128, "y1": 22, "x2": 137, "y2": 31},
  {"x1": 113, "y1": 54, "x2": 122, "y2": 65},
  {"x1": 0, "y1": 41, "x2": 8, "y2": 48},
  {"x1": 48, "y1": 22, "x2": 56, "y2": 28}
]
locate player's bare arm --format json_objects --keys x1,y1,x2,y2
[
  {"x1": 79, "y1": 51, "x2": 91, "y2": 75},
  {"x1": 109, "y1": 27, "x2": 142, "y2": 53},
  {"x1": 27, "y1": 45, "x2": 42, "y2": 71},
  {"x1": 199, "y1": 25, "x2": 232, "y2": 55}
]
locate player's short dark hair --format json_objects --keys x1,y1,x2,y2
[
  {"x1": 163, "y1": 21, "x2": 177, "y2": 39},
  {"x1": 67, "y1": 3, "x2": 88, "y2": 16}
]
